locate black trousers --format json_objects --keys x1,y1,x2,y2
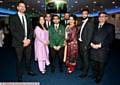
[
  {"x1": 78, "y1": 42, "x2": 89, "y2": 75},
  {"x1": 91, "y1": 60, "x2": 105, "y2": 80},
  {"x1": 14, "y1": 45, "x2": 32, "y2": 78},
  {"x1": 50, "y1": 47, "x2": 64, "y2": 71}
]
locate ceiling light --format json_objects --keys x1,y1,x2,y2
[
  {"x1": 75, "y1": 1, "x2": 78, "y2": 4},
  {"x1": 100, "y1": 6, "x2": 103, "y2": 8},
  {"x1": 27, "y1": 5, "x2": 30, "y2": 8},
  {"x1": 0, "y1": 0, "x2": 3, "y2": 3},
  {"x1": 37, "y1": 0, "x2": 40, "y2": 3},
  {"x1": 12, "y1": 5, "x2": 15, "y2": 8},
  {"x1": 93, "y1": 1, "x2": 97, "y2": 4},
  {"x1": 85, "y1": 5, "x2": 88, "y2": 8},
  {"x1": 112, "y1": 1, "x2": 115, "y2": 4},
  {"x1": 71, "y1": 6, "x2": 74, "y2": 8}
]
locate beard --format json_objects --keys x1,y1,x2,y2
[{"x1": 82, "y1": 17, "x2": 88, "y2": 20}]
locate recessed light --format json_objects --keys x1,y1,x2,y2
[
  {"x1": 100, "y1": 6, "x2": 103, "y2": 8},
  {"x1": 112, "y1": 1, "x2": 115, "y2": 4},
  {"x1": 75, "y1": 1, "x2": 78, "y2": 4},
  {"x1": 27, "y1": 5, "x2": 30, "y2": 8},
  {"x1": 71, "y1": 6, "x2": 74, "y2": 8},
  {"x1": 85, "y1": 5, "x2": 88, "y2": 8},
  {"x1": 93, "y1": 1, "x2": 97, "y2": 4},
  {"x1": 12, "y1": 5, "x2": 15, "y2": 8},
  {"x1": 37, "y1": 0, "x2": 40, "y2": 3},
  {"x1": 0, "y1": 0, "x2": 3, "y2": 3}
]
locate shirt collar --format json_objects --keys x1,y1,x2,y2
[{"x1": 82, "y1": 18, "x2": 88, "y2": 23}]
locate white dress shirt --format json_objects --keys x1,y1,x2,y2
[
  {"x1": 18, "y1": 12, "x2": 27, "y2": 39},
  {"x1": 46, "y1": 21, "x2": 51, "y2": 28},
  {"x1": 54, "y1": 24, "x2": 59, "y2": 30},
  {"x1": 79, "y1": 18, "x2": 88, "y2": 41}
]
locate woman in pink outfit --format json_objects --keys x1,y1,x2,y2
[{"x1": 34, "y1": 15, "x2": 50, "y2": 74}]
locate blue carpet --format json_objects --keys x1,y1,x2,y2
[{"x1": 0, "y1": 44, "x2": 120, "y2": 85}]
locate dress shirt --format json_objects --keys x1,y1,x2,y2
[
  {"x1": 18, "y1": 12, "x2": 27, "y2": 39},
  {"x1": 79, "y1": 18, "x2": 88, "y2": 41}
]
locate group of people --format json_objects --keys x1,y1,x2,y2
[{"x1": 9, "y1": 1, "x2": 115, "y2": 83}]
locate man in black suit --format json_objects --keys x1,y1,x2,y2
[
  {"x1": 90, "y1": 12, "x2": 115, "y2": 83},
  {"x1": 78, "y1": 9, "x2": 94, "y2": 79},
  {"x1": 45, "y1": 13, "x2": 52, "y2": 29},
  {"x1": 9, "y1": 1, "x2": 35, "y2": 81},
  {"x1": 60, "y1": 12, "x2": 70, "y2": 27}
]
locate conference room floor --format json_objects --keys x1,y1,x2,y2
[{"x1": 0, "y1": 40, "x2": 120, "y2": 85}]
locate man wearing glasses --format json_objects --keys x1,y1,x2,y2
[{"x1": 90, "y1": 12, "x2": 115, "y2": 83}]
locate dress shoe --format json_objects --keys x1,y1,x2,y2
[
  {"x1": 27, "y1": 71, "x2": 36, "y2": 76},
  {"x1": 51, "y1": 69, "x2": 55, "y2": 73},
  {"x1": 95, "y1": 77, "x2": 101, "y2": 83},
  {"x1": 51, "y1": 68, "x2": 55, "y2": 73},
  {"x1": 88, "y1": 74, "x2": 95, "y2": 79},
  {"x1": 79, "y1": 74, "x2": 87, "y2": 79},
  {"x1": 60, "y1": 69, "x2": 63, "y2": 72},
  {"x1": 17, "y1": 76, "x2": 22, "y2": 82}
]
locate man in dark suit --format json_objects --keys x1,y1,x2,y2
[
  {"x1": 60, "y1": 12, "x2": 70, "y2": 27},
  {"x1": 90, "y1": 12, "x2": 115, "y2": 83},
  {"x1": 78, "y1": 9, "x2": 94, "y2": 79},
  {"x1": 45, "y1": 13, "x2": 52, "y2": 29},
  {"x1": 9, "y1": 1, "x2": 35, "y2": 81}
]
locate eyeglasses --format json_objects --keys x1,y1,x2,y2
[{"x1": 99, "y1": 16, "x2": 107, "y2": 18}]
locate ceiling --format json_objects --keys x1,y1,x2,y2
[{"x1": 0, "y1": 0, "x2": 120, "y2": 15}]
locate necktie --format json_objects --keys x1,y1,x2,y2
[
  {"x1": 55, "y1": 25, "x2": 58, "y2": 31},
  {"x1": 98, "y1": 25, "x2": 102, "y2": 29},
  {"x1": 22, "y1": 16, "x2": 27, "y2": 39},
  {"x1": 22, "y1": 16, "x2": 25, "y2": 29}
]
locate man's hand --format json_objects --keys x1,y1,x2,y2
[
  {"x1": 23, "y1": 39, "x2": 31, "y2": 47},
  {"x1": 90, "y1": 43, "x2": 102, "y2": 49}
]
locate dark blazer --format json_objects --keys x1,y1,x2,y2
[
  {"x1": 78, "y1": 18, "x2": 94, "y2": 49},
  {"x1": 45, "y1": 21, "x2": 53, "y2": 29},
  {"x1": 91, "y1": 22, "x2": 115, "y2": 47},
  {"x1": 90, "y1": 22, "x2": 115, "y2": 62},
  {"x1": 9, "y1": 14, "x2": 33, "y2": 47},
  {"x1": 60, "y1": 20, "x2": 69, "y2": 27}
]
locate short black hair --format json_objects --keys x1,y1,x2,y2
[
  {"x1": 17, "y1": 1, "x2": 26, "y2": 6},
  {"x1": 52, "y1": 15, "x2": 60, "y2": 19},
  {"x1": 81, "y1": 9, "x2": 89, "y2": 14},
  {"x1": 98, "y1": 12, "x2": 108, "y2": 17}
]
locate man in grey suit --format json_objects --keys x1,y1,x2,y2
[{"x1": 78, "y1": 9, "x2": 94, "y2": 79}]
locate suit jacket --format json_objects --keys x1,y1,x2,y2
[
  {"x1": 78, "y1": 18, "x2": 94, "y2": 49},
  {"x1": 90, "y1": 22, "x2": 115, "y2": 62},
  {"x1": 60, "y1": 20, "x2": 69, "y2": 27},
  {"x1": 9, "y1": 13, "x2": 33, "y2": 47},
  {"x1": 91, "y1": 22, "x2": 115, "y2": 47},
  {"x1": 45, "y1": 21, "x2": 53, "y2": 29},
  {"x1": 49, "y1": 24, "x2": 65, "y2": 48}
]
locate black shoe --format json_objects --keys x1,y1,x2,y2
[
  {"x1": 79, "y1": 74, "x2": 87, "y2": 79},
  {"x1": 95, "y1": 77, "x2": 101, "y2": 84},
  {"x1": 27, "y1": 71, "x2": 36, "y2": 76},
  {"x1": 88, "y1": 74, "x2": 95, "y2": 79},
  {"x1": 51, "y1": 67, "x2": 55, "y2": 73},
  {"x1": 17, "y1": 76, "x2": 22, "y2": 82},
  {"x1": 60, "y1": 69, "x2": 63, "y2": 72},
  {"x1": 51, "y1": 69, "x2": 55, "y2": 73}
]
